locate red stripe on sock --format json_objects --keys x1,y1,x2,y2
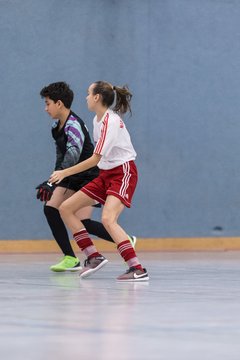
[
  {"x1": 73, "y1": 229, "x2": 94, "y2": 251},
  {"x1": 73, "y1": 229, "x2": 100, "y2": 258},
  {"x1": 117, "y1": 240, "x2": 137, "y2": 262}
]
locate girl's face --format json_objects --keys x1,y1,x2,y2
[
  {"x1": 44, "y1": 97, "x2": 61, "y2": 119},
  {"x1": 86, "y1": 83, "x2": 98, "y2": 111}
]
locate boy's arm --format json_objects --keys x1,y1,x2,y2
[
  {"x1": 60, "y1": 119, "x2": 85, "y2": 169},
  {"x1": 54, "y1": 146, "x2": 64, "y2": 170}
]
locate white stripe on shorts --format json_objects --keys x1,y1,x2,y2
[{"x1": 119, "y1": 162, "x2": 131, "y2": 200}]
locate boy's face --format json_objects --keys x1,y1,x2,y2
[{"x1": 44, "y1": 97, "x2": 61, "y2": 119}]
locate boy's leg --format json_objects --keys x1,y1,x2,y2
[
  {"x1": 45, "y1": 187, "x2": 81, "y2": 271},
  {"x1": 81, "y1": 218, "x2": 114, "y2": 243},
  {"x1": 44, "y1": 205, "x2": 76, "y2": 257},
  {"x1": 76, "y1": 205, "x2": 114, "y2": 243}
]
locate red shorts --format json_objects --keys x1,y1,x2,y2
[{"x1": 81, "y1": 161, "x2": 138, "y2": 208}]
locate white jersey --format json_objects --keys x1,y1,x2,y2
[{"x1": 93, "y1": 109, "x2": 137, "y2": 170}]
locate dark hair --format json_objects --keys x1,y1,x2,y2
[
  {"x1": 40, "y1": 82, "x2": 74, "y2": 109},
  {"x1": 92, "y1": 81, "x2": 132, "y2": 115}
]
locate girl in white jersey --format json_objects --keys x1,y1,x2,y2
[{"x1": 49, "y1": 81, "x2": 149, "y2": 282}]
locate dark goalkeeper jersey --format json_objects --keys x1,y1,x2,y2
[{"x1": 51, "y1": 111, "x2": 99, "y2": 184}]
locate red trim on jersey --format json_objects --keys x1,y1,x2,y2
[{"x1": 94, "y1": 113, "x2": 109, "y2": 154}]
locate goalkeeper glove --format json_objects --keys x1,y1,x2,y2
[{"x1": 36, "y1": 181, "x2": 56, "y2": 202}]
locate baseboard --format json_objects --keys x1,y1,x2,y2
[{"x1": 0, "y1": 237, "x2": 240, "y2": 253}]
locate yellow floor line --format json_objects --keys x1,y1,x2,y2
[{"x1": 1, "y1": 237, "x2": 240, "y2": 253}]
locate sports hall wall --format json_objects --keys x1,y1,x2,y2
[{"x1": 0, "y1": 0, "x2": 240, "y2": 239}]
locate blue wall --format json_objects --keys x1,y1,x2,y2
[{"x1": 1, "y1": 0, "x2": 240, "y2": 239}]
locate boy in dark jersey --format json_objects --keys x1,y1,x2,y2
[{"x1": 37, "y1": 82, "x2": 136, "y2": 272}]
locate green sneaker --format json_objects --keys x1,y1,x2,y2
[
  {"x1": 128, "y1": 235, "x2": 137, "y2": 248},
  {"x1": 50, "y1": 255, "x2": 82, "y2": 272}
]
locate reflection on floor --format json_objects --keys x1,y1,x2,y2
[{"x1": 1, "y1": 252, "x2": 240, "y2": 360}]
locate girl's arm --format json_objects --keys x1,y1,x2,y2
[{"x1": 49, "y1": 153, "x2": 101, "y2": 184}]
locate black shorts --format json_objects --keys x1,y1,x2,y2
[
  {"x1": 57, "y1": 178, "x2": 92, "y2": 192},
  {"x1": 56, "y1": 177, "x2": 101, "y2": 208},
  {"x1": 55, "y1": 166, "x2": 99, "y2": 192}
]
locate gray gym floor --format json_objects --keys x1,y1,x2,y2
[{"x1": 1, "y1": 251, "x2": 240, "y2": 360}]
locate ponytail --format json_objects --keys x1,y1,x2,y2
[
  {"x1": 112, "y1": 85, "x2": 132, "y2": 115},
  {"x1": 92, "y1": 81, "x2": 132, "y2": 115}
]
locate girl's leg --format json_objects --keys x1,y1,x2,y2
[
  {"x1": 59, "y1": 190, "x2": 96, "y2": 233},
  {"x1": 59, "y1": 191, "x2": 101, "y2": 257},
  {"x1": 46, "y1": 187, "x2": 121, "y2": 250},
  {"x1": 101, "y1": 195, "x2": 129, "y2": 245},
  {"x1": 81, "y1": 219, "x2": 115, "y2": 243},
  {"x1": 102, "y1": 195, "x2": 148, "y2": 280},
  {"x1": 76, "y1": 207, "x2": 136, "y2": 246},
  {"x1": 76, "y1": 206, "x2": 114, "y2": 243},
  {"x1": 59, "y1": 191, "x2": 108, "y2": 277}
]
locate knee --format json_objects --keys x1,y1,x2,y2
[
  {"x1": 58, "y1": 202, "x2": 69, "y2": 218},
  {"x1": 102, "y1": 213, "x2": 115, "y2": 230},
  {"x1": 101, "y1": 214, "x2": 108, "y2": 229}
]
